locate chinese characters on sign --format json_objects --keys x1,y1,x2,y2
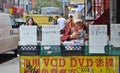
[
  {"x1": 20, "y1": 56, "x2": 119, "y2": 73},
  {"x1": 89, "y1": 25, "x2": 107, "y2": 53}
]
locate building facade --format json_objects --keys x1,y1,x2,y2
[
  {"x1": 19, "y1": 0, "x2": 35, "y2": 13},
  {"x1": 0, "y1": 0, "x2": 35, "y2": 14},
  {"x1": 0, "y1": 0, "x2": 14, "y2": 13}
]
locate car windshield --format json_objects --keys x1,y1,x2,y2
[{"x1": 10, "y1": 16, "x2": 17, "y2": 26}]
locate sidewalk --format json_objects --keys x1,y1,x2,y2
[{"x1": 0, "y1": 57, "x2": 19, "y2": 73}]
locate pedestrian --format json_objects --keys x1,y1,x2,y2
[
  {"x1": 57, "y1": 13, "x2": 66, "y2": 31},
  {"x1": 61, "y1": 19, "x2": 88, "y2": 42},
  {"x1": 48, "y1": 16, "x2": 53, "y2": 22},
  {"x1": 26, "y1": 17, "x2": 37, "y2": 26},
  {"x1": 52, "y1": 16, "x2": 59, "y2": 25}
]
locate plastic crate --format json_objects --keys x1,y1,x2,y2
[
  {"x1": 61, "y1": 45, "x2": 85, "y2": 56},
  {"x1": 111, "y1": 48, "x2": 120, "y2": 55},
  {"x1": 84, "y1": 46, "x2": 107, "y2": 56},
  {"x1": 105, "y1": 45, "x2": 120, "y2": 55},
  {"x1": 40, "y1": 45, "x2": 61, "y2": 56},
  {"x1": 84, "y1": 46, "x2": 89, "y2": 55},
  {"x1": 105, "y1": 45, "x2": 111, "y2": 55},
  {"x1": 18, "y1": 45, "x2": 40, "y2": 56}
]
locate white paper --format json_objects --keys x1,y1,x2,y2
[
  {"x1": 111, "y1": 24, "x2": 120, "y2": 47},
  {"x1": 63, "y1": 41, "x2": 74, "y2": 46},
  {"x1": 19, "y1": 26, "x2": 37, "y2": 45},
  {"x1": 89, "y1": 25, "x2": 107, "y2": 53},
  {"x1": 89, "y1": 45, "x2": 105, "y2": 53},
  {"x1": 42, "y1": 25, "x2": 60, "y2": 45}
]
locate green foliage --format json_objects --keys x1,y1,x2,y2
[{"x1": 35, "y1": 0, "x2": 62, "y2": 8}]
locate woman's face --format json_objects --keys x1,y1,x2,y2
[
  {"x1": 75, "y1": 22, "x2": 84, "y2": 29},
  {"x1": 28, "y1": 18, "x2": 33, "y2": 25}
]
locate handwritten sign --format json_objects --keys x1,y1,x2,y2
[
  {"x1": 111, "y1": 24, "x2": 120, "y2": 47},
  {"x1": 19, "y1": 26, "x2": 37, "y2": 45},
  {"x1": 20, "y1": 56, "x2": 119, "y2": 73},
  {"x1": 42, "y1": 25, "x2": 60, "y2": 45},
  {"x1": 89, "y1": 25, "x2": 107, "y2": 53}
]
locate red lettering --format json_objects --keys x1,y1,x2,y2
[
  {"x1": 59, "y1": 69, "x2": 67, "y2": 73},
  {"x1": 86, "y1": 58, "x2": 93, "y2": 67},
  {"x1": 70, "y1": 58, "x2": 77, "y2": 67},
  {"x1": 50, "y1": 68, "x2": 57, "y2": 73},
  {"x1": 42, "y1": 69, "x2": 48, "y2": 73},
  {"x1": 37, "y1": 69, "x2": 40, "y2": 73},
  {"x1": 24, "y1": 69, "x2": 30, "y2": 73},
  {"x1": 25, "y1": 59, "x2": 30, "y2": 67},
  {"x1": 32, "y1": 59, "x2": 40, "y2": 67},
  {"x1": 51, "y1": 58, "x2": 57, "y2": 67},
  {"x1": 78, "y1": 58, "x2": 84, "y2": 67},
  {"x1": 106, "y1": 58, "x2": 113, "y2": 67},
  {"x1": 38, "y1": 59, "x2": 40, "y2": 66},
  {"x1": 32, "y1": 69, "x2": 40, "y2": 73},
  {"x1": 96, "y1": 58, "x2": 104, "y2": 67},
  {"x1": 43, "y1": 58, "x2": 50, "y2": 67},
  {"x1": 59, "y1": 58, "x2": 66, "y2": 67},
  {"x1": 32, "y1": 59, "x2": 37, "y2": 66}
]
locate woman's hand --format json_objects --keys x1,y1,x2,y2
[
  {"x1": 70, "y1": 31, "x2": 79, "y2": 39},
  {"x1": 84, "y1": 34, "x2": 89, "y2": 40}
]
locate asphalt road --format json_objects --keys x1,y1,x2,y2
[{"x1": 0, "y1": 52, "x2": 19, "y2": 73}]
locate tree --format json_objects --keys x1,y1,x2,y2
[
  {"x1": 35, "y1": 0, "x2": 62, "y2": 8},
  {"x1": 34, "y1": 0, "x2": 63, "y2": 14}
]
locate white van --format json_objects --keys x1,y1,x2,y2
[
  {"x1": 68, "y1": 8, "x2": 78, "y2": 17},
  {"x1": 0, "y1": 13, "x2": 19, "y2": 54}
]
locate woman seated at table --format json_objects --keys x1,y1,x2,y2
[{"x1": 61, "y1": 19, "x2": 88, "y2": 43}]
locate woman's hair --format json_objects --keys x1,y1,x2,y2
[
  {"x1": 28, "y1": 17, "x2": 36, "y2": 25},
  {"x1": 55, "y1": 16, "x2": 59, "y2": 19},
  {"x1": 70, "y1": 15, "x2": 73, "y2": 18},
  {"x1": 76, "y1": 21, "x2": 86, "y2": 30},
  {"x1": 64, "y1": 17, "x2": 75, "y2": 30},
  {"x1": 28, "y1": 17, "x2": 34, "y2": 22}
]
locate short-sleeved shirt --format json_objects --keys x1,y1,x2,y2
[{"x1": 57, "y1": 18, "x2": 66, "y2": 30}]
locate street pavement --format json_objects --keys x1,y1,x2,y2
[{"x1": 0, "y1": 57, "x2": 19, "y2": 73}]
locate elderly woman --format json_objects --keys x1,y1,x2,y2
[{"x1": 61, "y1": 19, "x2": 88, "y2": 42}]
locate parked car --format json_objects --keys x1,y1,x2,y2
[
  {"x1": 0, "y1": 13, "x2": 19, "y2": 55},
  {"x1": 15, "y1": 18, "x2": 25, "y2": 27}
]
